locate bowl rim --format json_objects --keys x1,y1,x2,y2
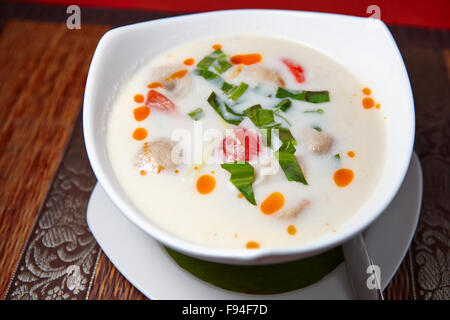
[{"x1": 83, "y1": 9, "x2": 415, "y2": 263}]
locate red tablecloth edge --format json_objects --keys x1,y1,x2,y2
[{"x1": 11, "y1": 0, "x2": 450, "y2": 30}]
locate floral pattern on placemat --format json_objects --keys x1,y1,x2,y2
[
  {"x1": 392, "y1": 23, "x2": 450, "y2": 300},
  {"x1": 4, "y1": 115, "x2": 100, "y2": 300},
  {"x1": 410, "y1": 155, "x2": 450, "y2": 299}
]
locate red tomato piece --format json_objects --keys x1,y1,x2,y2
[
  {"x1": 145, "y1": 90, "x2": 176, "y2": 111},
  {"x1": 222, "y1": 128, "x2": 261, "y2": 162},
  {"x1": 282, "y1": 58, "x2": 305, "y2": 83}
]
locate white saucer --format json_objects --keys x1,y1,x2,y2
[{"x1": 87, "y1": 153, "x2": 422, "y2": 299}]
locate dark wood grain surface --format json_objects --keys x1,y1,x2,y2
[
  {"x1": 0, "y1": 1, "x2": 448, "y2": 300},
  {"x1": 0, "y1": 19, "x2": 110, "y2": 297}
]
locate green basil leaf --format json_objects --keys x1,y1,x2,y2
[
  {"x1": 276, "y1": 88, "x2": 330, "y2": 104},
  {"x1": 275, "y1": 150, "x2": 308, "y2": 185},
  {"x1": 213, "y1": 58, "x2": 232, "y2": 74},
  {"x1": 207, "y1": 92, "x2": 243, "y2": 125},
  {"x1": 221, "y1": 81, "x2": 234, "y2": 94},
  {"x1": 305, "y1": 91, "x2": 330, "y2": 103},
  {"x1": 195, "y1": 69, "x2": 234, "y2": 94},
  {"x1": 274, "y1": 99, "x2": 291, "y2": 112},
  {"x1": 276, "y1": 88, "x2": 306, "y2": 100},
  {"x1": 197, "y1": 49, "x2": 226, "y2": 70},
  {"x1": 197, "y1": 56, "x2": 216, "y2": 70},
  {"x1": 304, "y1": 108, "x2": 324, "y2": 114},
  {"x1": 271, "y1": 128, "x2": 307, "y2": 184},
  {"x1": 244, "y1": 105, "x2": 275, "y2": 128},
  {"x1": 188, "y1": 108, "x2": 205, "y2": 121},
  {"x1": 194, "y1": 69, "x2": 246, "y2": 100},
  {"x1": 278, "y1": 141, "x2": 296, "y2": 154},
  {"x1": 209, "y1": 48, "x2": 226, "y2": 59},
  {"x1": 221, "y1": 162, "x2": 256, "y2": 205},
  {"x1": 224, "y1": 103, "x2": 245, "y2": 117},
  {"x1": 228, "y1": 82, "x2": 249, "y2": 101},
  {"x1": 194, "y1": 69, "x2": 218, "y2": 80},
  {"x1": 277, "y1": 127, "x2": 296, "y2": 142}
]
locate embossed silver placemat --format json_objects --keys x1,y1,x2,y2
[{"x1": 4, "y1": 114, "x2": 100, "y2": 300}]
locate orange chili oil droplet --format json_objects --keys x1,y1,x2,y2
[
  {"x1": 140, "y1": 170, "x2": 147, "y2": 176},
  {"x1": 333, "y1": 168, "x2": 354, "y2": 187},
  {"x1": 134, "y1": 94, "x2": 144, "y2": 103},
  {"x1": 132, "y1": 127, "x2": 148, "y2": 140},
  {"x1": 147, "y1": 82, "x2": 163, "y2": 89},
  {"x1": 246, "y1": 241, "x2": 260, "y2": 249},
  {"x1": 212, "y1": 44, "x2": 222, "y2": 50},
  {"x1": 165, "y1": 70, "x2": 188, "y2": 81},
  {"x1": 196, "y1": 174, "x2": 216, "y2": 194},
  {"x1": 376, "y1": 103, "x2": 381, "y2": 109},
  {"x1": 287, "y1": 225, "x2": 297, "y2": 235},
  {"x1": 183, "y1": 58, "x2": 195, "y2": 66},
  {"x1": 362, "y1": 97, "x2": 375, "y2": 109},
  {"x1": 174, "y1": 170, "x2": 179, "y2": 174},
  {"x1": 238, "y1": 193, "x2": 244, "y2": 198},
  {"x1": 230, "y1": 54, "x2": 262, "y2": 65},
  {"x1": 260, "y1": 192, "x2": 285, "y2": 215},
  {"x1": 362, "y1": 87, "x2": 372, "y2": 95},
  {"x1": 347, "y1": 151, "x2": 355, "y2": 158},
  {"x1": 133, "y1": 106, "x2": 150, "y2": 121}
]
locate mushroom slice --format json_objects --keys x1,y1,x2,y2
[
  {"x1": 150, "y1": 65, "x2": 193, "y2": 99},
  {"x1": 163, "y1": 72, "x2": 192, "y2": 99},
  {"x1": 276, "y1": 200, "x2": 310, "y2": 218},
  {"x1": 243, "y1": 66, "x2": 285, "y2": 87},
  {"x1": 135, "y1": 139, "x2": 177, "y2": 173},
  {"x1": 301, "y1": 128, "x2": 333, "y2": 154}
]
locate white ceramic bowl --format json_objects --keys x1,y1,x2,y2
[{"x1": 83, "y1": 10, "x2": 415, "y2": 265}]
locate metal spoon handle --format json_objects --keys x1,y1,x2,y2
[{"x1": 343, "y1": 233, "x2": 384, "y2": 300}]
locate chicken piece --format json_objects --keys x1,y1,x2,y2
[
  {"x1": 276, "y1": 200, "x2": 310, "y2": 218},
  {"x1": 150, "y1": 65, "x2": 192, "y2": 99},
  {"x1": 135, "y1": 139, "x2": 177, "y2": 173},
  {"x1": 229, "y1": 64, "x2": 243, "y2": 80},
  {"x1": 301, "y1": 128, "x2": 333, "y2": 154},
  {"x1": 243, "y1": 66, "x2": 285, "y2": 87},
  {"x1": 163, "y1": 72, "x2": 192, "y2": 99}
]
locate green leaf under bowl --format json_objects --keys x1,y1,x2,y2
[{"x1": 164, "y1": 246, "x2": 343, "y2": 295}]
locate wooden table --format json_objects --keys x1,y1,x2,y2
[{"x1": 0, "y1": 1, "x2": 449, "y2": 300}]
